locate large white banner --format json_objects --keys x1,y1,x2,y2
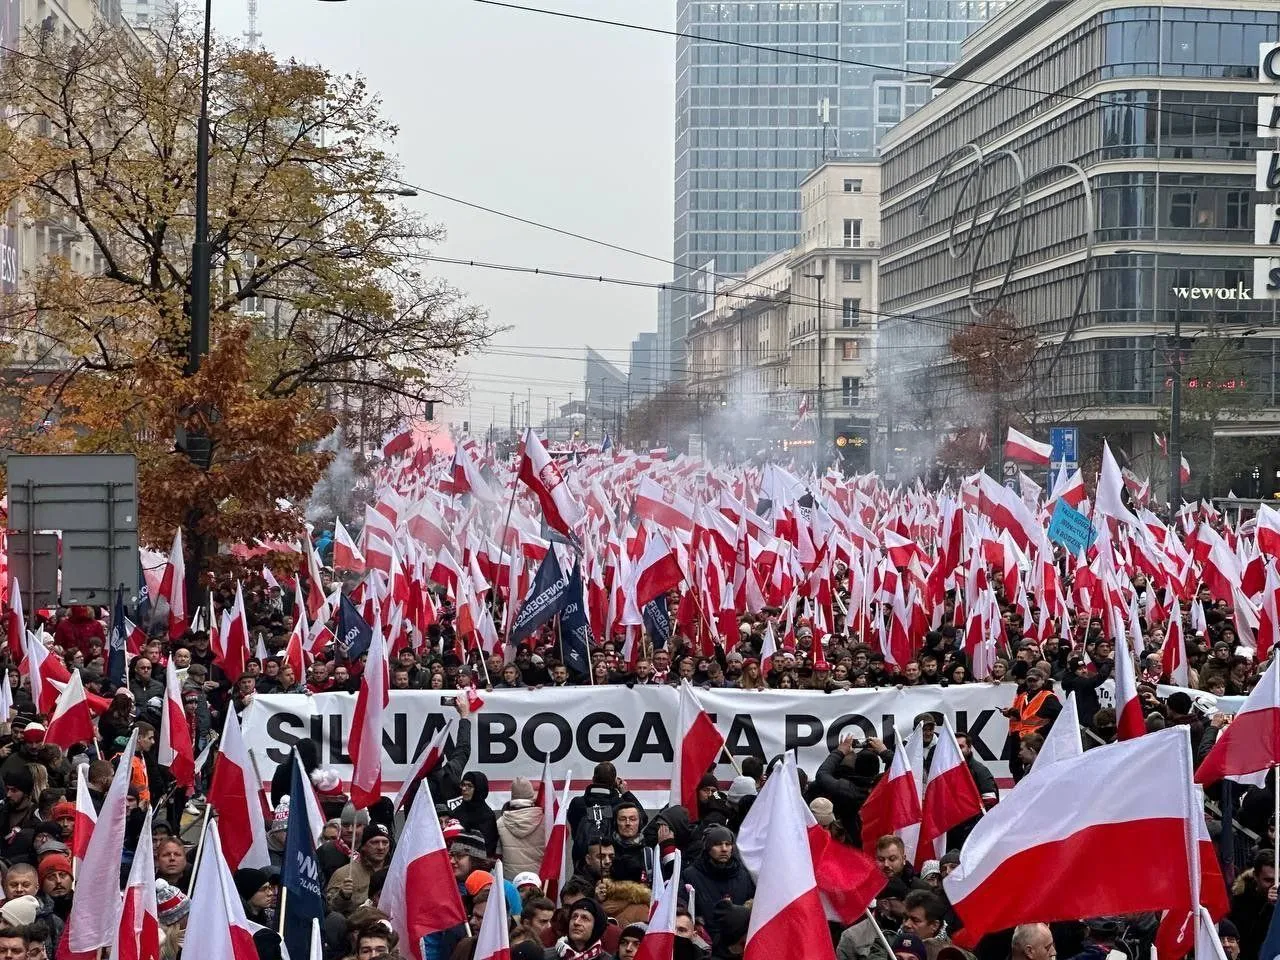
[{"x1": 242, "y1": 683, "x2": 1018, "y2": 808}]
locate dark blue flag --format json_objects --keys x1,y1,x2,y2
[
  {"x1": 337, "y1": 593, "x2": 372, "y2": 663},
  {"x1": 135, "y1": 572, "x2": 152, "y2": 629},
  {"x1": 510, "y1": 548, "x2": 570, "y2": 645},
  {"x1": 559, "y1": 564, "x2": 594, "y2": 678},
  {"x1": 643, "y1": 596, "x2": 672, "y2": 649},
  {"x1": 107, "y1": 586, "x2": 127, "y2": 689},
  {"x1": 281, "y1": 753, "x2": 324, "y2": 960}
]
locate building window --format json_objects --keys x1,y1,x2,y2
[
  {"x1": 841, "y1": 261, "x2": 861, "y2": 282},
  {"x1": 842, "y1": 376, "x2": 861, "y2": 407},
  {"x1": 1226, "y1": 191, "x2": 1250, "y2": 229},
  {"x1": 842, "y1": 339, "x2": 860, "y2": 360},
  {"x1": 843, "y1": 178, "x2": 863, "y2": 193},
  {"x1": 842, "y1": 298, "x2": 861, "y2": 327},
  {"x1": 1169, "y1": 191, "x2": 1194, "y2": 228},
  {"x1": 843, "y1": 219, "x2": 862, "y2": 247}
]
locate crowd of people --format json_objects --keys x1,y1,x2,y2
[{"x1": 0, "y1": 535, "x2": 1270, "y2": 960}]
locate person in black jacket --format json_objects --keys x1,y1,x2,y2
[
  {"x1": 567, "y1": 762, "x2": 641, "y2": 849},
  {"x1": 1229, "y1": 848, "x2": 1275, "y2": 960},
  {"x1": 269, "y1": 738, "x2": 319, "y2": 808},
  {"x1": 1061, "y1": 655, "x2": 1112, "y2": 728},
  {"x1": 426, "y1": 700, "x2": 473, "y2": 805},
  {"x1": 680, "y1": 824, "x2": 755, "y2": 941},
  {"x1": 611, "y1": 800, "x2": 649, "y2": 883},
  {"x1": 454, "y1": 771, "x2": 499, "y2": 857},
  {"x1": 812, "y1": 737, "x2": 882, "y2": 841}
]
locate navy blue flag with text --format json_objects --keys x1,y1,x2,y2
[
  {"x1": 282, "y1": 754, "x2": 324, "y2": 960},
  {"x1": 510, "y1": 548, "x2": 570, "y2": 645},
  {"x1": 643, "y1": 595, "x2": 672, "y2": 649},
  {"x1": 337, "y1": 593, "x2": 372, "y2": 663},
  {"x1": 107, "y1": 586, "x2": 128, "y2": 689},
  {"x1": 558, "y1": 564, "x2": 594, "y2": 677}
]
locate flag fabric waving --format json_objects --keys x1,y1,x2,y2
[
  {"x1": 282, "y1": 752, "x2": 325, "y2": 960},
  {"x1": 1195, "y1": 655, "x2": 1280, "y2": 786},
  {"x1": 670, "y1": 680, "x2": 726, "y2": 818}
]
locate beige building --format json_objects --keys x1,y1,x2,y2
[{"x1": 686, "y1": 159, "x2": 881, "y2": 466}]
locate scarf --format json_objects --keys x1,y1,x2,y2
[{"x1": 554, "y1": 938, "x2": 606, "y2": 960}]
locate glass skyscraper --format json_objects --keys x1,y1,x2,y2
[{"x1": 667, "y1": 0, "x2": 1005, "y2": 381}]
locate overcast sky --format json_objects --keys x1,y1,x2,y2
[{"x1": 211, "y1": 0, "x2": 675, "y2": 432}]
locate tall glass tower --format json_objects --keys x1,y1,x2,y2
[{"x1": 667, "y1": 0, "x2": 1004, "y2": 382}]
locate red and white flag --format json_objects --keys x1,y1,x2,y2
[
  {"x1": 44, "y1": 670, "x2": 96, "y2": 750},
  {"x1": 72, "y1": 763, "x2": 97, "y2": 862},
  {"x1": 743, "y1": 755, "x2": 834, "y2": 960},
  {"x1": 635, "y1": 476, "x2": 696, "y2": 533},
  {"x1": 538, "y1": 772, "x2": 573, "y2": 894},
  {"x1": 112, "y1": 806, "x2": 160, "y2": 960},
  {"x1": 68, "y1": 730, "x2": 138, "y2": 954},
  {"x1": 759, "y1": 622, "x2": 778, "y2": 676},
  {"x1": 916, "y1": 723, "x2": 983, "y2": 868},
  {"x1": 1258, "y1": 505, "x2": 1280, "y2": 561},
  {"x1": 473, "y1": 858, "x2": 512, "y2": 960},
  {"x1": 6, "y1": 578, "x2": 22, "y2": 661},
  {"x1": 1161, "y1": 599, "x2": 1190, "y2": 686},
  {"x1": 183, "y1": 820, "x2": 260, "y2": 960},
  {"x1": 206, "y1": 709, "x2": 270, "y2": 871},
  {"x1": 1033, "y1": 692, "x2": 1083, "y2": 773},
  {"x1": 349, "y1": 613, "x2": 389, "y2": 809},
  {"x1": 670, "y1": 680, "x2": 726, "y2": 817},
  {"x1": 517, "y1": 429, "x2": 584, "y2": 538},
  {"x1": 383, "y1": 428, "x2": 415, "y2": 460},
  {"x1": 945, "y1": 727, "x2": 1197, "y2": 947},
  {"x1": 157, "y1": 528, "x2": 187, "y2": 640},
  {"x1": 333, "y1": 517, "x2": 366, "y2": 573},
  {"x1": 381, "y1": 777, "x2": 467, "y2": 960},
  {"x1": 159, "y1": 660, "x2": 195, "y2": 791},
  {"x1": 25, "y1": 625, "x2": 72, "y2": 715},
  {"x1": 1004, "y1": 427, "x2": 1052, "y2": 466},
  {"x1": 214, "y1": 582, "x2": 250, "y2": 681},
  {"x1": 1195, "y1": 655, "x2": 1280, "y2": 786},
  {"x1": 393, "y1": 716, "x2": 459, "y2": 812},
  {"x1": 860, "y1": 730, "x2": 923, "y2": 859},
  {"x1": 635, "y1": 848, "x2": 682, "y2": 960},
  {"x1": 0, "y1": 670, "x2": 14, "y2": 726},
  {"x1": 633, "y1": 530, "x2": 683, "y2": 609},
  {"x1": 1113, "y1": 645, "x2": 1145, "y2": 741}
]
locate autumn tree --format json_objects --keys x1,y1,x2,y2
[
  {"x1": 0, "y1": 16, "x2": 497, "y2": 579},
  {"x1": 946, "y1": 309, "x2": 1038, "y2": 471}
]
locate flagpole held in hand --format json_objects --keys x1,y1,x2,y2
[
  {"x1": 866, "y1": 907, "x2": 896, "y2": 957},
  {"x1": 277, "y1": 886, "x2": 289, "y2": 938}
]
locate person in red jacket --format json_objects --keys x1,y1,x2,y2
[{"x1": 52, "y1": 607, "x2": 105, "y2": 663}]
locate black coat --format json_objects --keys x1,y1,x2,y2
[
  {"x1": 455, "y1": 772, "x2": 500, "y2": 857},
  {"x1": 1230, "y1": 884, "x2": 1274, "y2": 960},
  {"x1": 681, "y1": 853, "x2": 756, "y2": 939}
]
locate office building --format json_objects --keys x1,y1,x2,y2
[
  {"x1": 585, "y1": 347, "x2": 629, "y2": 440},
  {"x1": 668, "y1": 0, "x2": 1004, "y2": 384},
  {"x1": 879, "y1": 0, "x2": 1280, "y2": 495},
  {"x1": 118, "y1": 0, "x2": 173, "y2": 29},
  {"x1": 629, "y1": 332, "x2": 662, "y2": 400}
]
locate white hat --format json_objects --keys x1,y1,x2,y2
[
  {"x1": 1, "y1": 895, "x2": 39, "y2": 926},
  {"x1": 512, "y1": 871, "x2": 541, "y2": 889},
  {"x1": 920, "y1": 859, "x2": 941, "y2": 879},
  {"x1": 726, "y1": 775, "x2": 757, "y2": 800}
]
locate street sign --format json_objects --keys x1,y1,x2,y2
[{"x1": 1049, "y1": 426, "x2": 1079, "y2": 466}]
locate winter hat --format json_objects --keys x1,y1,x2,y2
[
  {"x1": 726, "y1": 776, "x2": 757, "y2": 800},
  {"x1": 696, "y1": 773, "x2": 719, "y2": 791},
  {"x1": 940, "y1": 849, "x2": 961, "y2": 868},
  {"x1": 881, "y1": 876, "x2": 911, "y2": 901},
  {"x1": 465, "y1": 869, "x2": 495, "y2": 897},
  {"x1": 712, "y1": 902, "x2": 751, "y2": 951},
  {"x1": 0, "y1": 895, "x2": 39, "y2": 926},
  {"x1": 1219, "y1": 918, "x2": 1240, "y2": 941},
  {"x1": 809, "y1": 797, "x2": 835, "y2": 827},
  {"x1": 449, "y1": 831, "x2": 487, "y2": 860},
  {"x1": 156, "y1": 880, "x2": 191, "y2": 925},
  {"x1": 620, "y1": 921, "x2": 648, "y2": 943},
  {"x1": 51, "y1": 801, "x2": 76, "y2": 822},
  {"x1": 311, "y1": 769, "x2": 343, "y2": 797},
  {"x1": 270, "y1": 797, "x2": 291, "y2": 834},
  {"x1": 35, "y1": 838, "x2": 69, "y2": 858},
  {"x1": 509, "y1": 776, "x2": 535, "y2": 801},
  {"x1": 920, "y1": 859, "x2": 941, "y2": 880},
  {"x1": 233, "y1": 867, "x2": 273, "y2": 901},
  {"x1": 20, "y1": 723, "x2": 45, "y2": 745},
  {"x1": 38, "y1": 853, "x2": 73, "y2": 882},
  {"x1": 360, "y1": 823, "x2": 393, "y2": 849},
  {"x1": 893, "y1": 934, "x2": 928, "y2": 960},
  {"x1": 441, "y1": 818, "x2": 464, "y2": 843},
  {"x1": 702, "y1": 824, "x2": 734, "y2": 848},
  {"x1": 511, "y1": 943, "x2": 544, "y2": 960},
  {"x1": 340, "y1": 802, "x2": 370, "y2": 827},
  {"x1": 3, "y1": 767, "x2": 34, "y2": 795},
  {"x1": 512, "y1": 871, "x2": 541, "y2": 890}
]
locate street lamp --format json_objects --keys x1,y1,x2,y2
[{"x1": 804, "y1": 271, "x2": 825, "y2": 458}]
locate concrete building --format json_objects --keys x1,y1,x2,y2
[
  {"x1": 686, "y1": 159, "x2": 881, "y2": 467},
  {"x1": 629, "y1": 332, "x2": 663, "y2": 400},
  {"x1": 878, "y1": 0, "x2": 1280, "y2": 495},
  {"x1": 118, "y1": 0, "x2": 174, "y2": 30},
  {"x1": 666, "y1": 0, "x2": 1006, "y2": 386},
  {"x1": 584, "y1": 347, "x2": 628, "y2": 441}
]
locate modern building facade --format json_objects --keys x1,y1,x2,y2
[
  {"x1": 686, "y1": 159, "x2": 881, "y2": 467},
  {"x1": 878, "y1": 0, "x2": 1280, "y2": 495},
  {"x1": 667, "y1": 0, "x2": 1005, "y2": 384},
  {"x1": 629, "y1": 332, "x2": 663, "y2": 400},
  {"x1": 584, "y1": 347, "x2": 629, "y2": 441},
  {"x1": 118, "y1": 0, "x2": 173, "y2": 29}
]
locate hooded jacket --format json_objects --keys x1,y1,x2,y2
[
  {"x1": 455, "y1": 771, "x2": 500, "y2": 856},
  {"x1": 814, "y1": 748, "x2": 880, "y2": 838},
  {"x1": 548, "y1": 897, "x2": 611, "y2": 959},
  {"x1": 497, "y1": 798, "x2": 546, "y2": 878},
  {"x1": 600, "y1": 880, "x2": 654, "y2": 927},
  {"x1": 680, "y1": 828, "x2": 756, "y2": 940}
]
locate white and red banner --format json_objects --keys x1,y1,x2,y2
[{"x1": 243, "y1": 684, "x2": 1018, "y2": 806}]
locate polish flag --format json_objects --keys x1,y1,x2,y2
[
  {"x1": 670, "y1": 680, "x2": 726, "y2": 817},
  {"x1": 24, "y1": 628, "x2": 71, "y2": 715},
  {"x1": 1048, "y1": 464, "x2": 1086, "y2": 510},
  {"x1": 517, "y1": 429, "x2": 585, "y2": 538},
  {"x1": 381, "y1": 777, "x2": 467, "y2": 960},
  {"x1": 349, "y1": 614, "x2": 389, "y2": 809},
  {"x1": 635, "y1": 849, "x2": 682, "y2": 960},
  {"x1": 1095, "y1": 441, "x2": 1141, "y2": 527},
  {"x1": 916, "y1": 724, "x2": 983, "y2": 868},
  {"x1": 634, "y1": 530, "x2": 684, "y2": 609},
  {"x1": 1257, "y1": 565, "x2": 1280, "y2": 663},
  {"x1": 635, "y1": 477, "x2": 696, "y2": 533},
  {"x1": 760, "y1": 622, "x2": 778, "y2": 676},
  {"x1": 159, "y1": 660, "x2": 195, "y2": 791},
  {"x1": 72, "y1": 763, "x2": 97, "y2": 862},
  {"x1": 451, "y1": 444, "x2": 498, "y2": 504},
  {"x1": 383, "y1": 428, "x2": 415, "y2": 459},
  {"x1": 945, "y1": 727, "x2": 1197, "y2": 947},
  {"x1": 0, "y1": 670, "x2": 12, "y2": 724},
  {"x1": 473, "y1": 858, "x2": 512, "y2": 960},
  {"x1": 1113, "y1": 646, "x2": 1146, "y2": 741},
  {"x1": 743, "y1": 754, "x2": 834, "y2": 960},
  {"x1": 333, "y1": 517, "x2": 365, "y2": 573},
  {"x1": 214, "y1": 582, "x2": 250, "y2": 681},
  {"x1": 44, "y1": 670, "x2": 96, "y2": 750},
  {"x1": 1032, "y1": 692, "x2": 1083, "y2": 773},
  {"x1": 206, "y1": 709, "x2": 270, "y2": 870},
  {"x1": 1004, "y1": 427, "x2": 1052, "y2": 466},
  {"x1": 157, "y1": 528, "x2": 187, "y2": 640},
  {"x1": 1180, "y1": 455, "x2": 1191, "y2": 484},
  {"x1": 1195, "y1": 655, "x2": 1280, "y2": 786},
  {"x1": 112, "y1": 807, "x2": 160, "y2": 960},
  {"x1": 538, "y1": 773, "x2": 573, "y2": 894},
  {"x1": 1155, "y1": 785, "x2": 1231, "y2": 959},
  {"x1": 6, "y1": 578, "x2": 22, "y2": 661},
  {"x1": 859, "y1": 729, "x2": 923, "y2": 860},
  {"x1": 68, "y1": 730, "x2": 138, "y2": 953},
  {"x1": 123, "y1": 617, "x2": 147, "y2": 655},
  {"x1": 183, "y1": 821, "x2": 259, "y2": 960},
  {"x1": 1161, "y1": 599, "x2": 1190, "y2": 686},
  {"x1": 1258, "y1": 504, "x2": 1280, "y2": 561},
  {"x1": 392, "y1": 716, "x2": 459, "y2": 812}
]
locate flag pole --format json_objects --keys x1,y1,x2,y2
[
  {"x1": 866, "y1": 908, "x2": 896, "y2": 957},
  {"x1": 188, "y1": 801, "x2": 214, "y2": 884},
  {"x1": 277, "y1": 886, "x2": 289, "y2": 938},
  {"x1": 497, "y1": 433, "x2": 524, "y2": 631}
]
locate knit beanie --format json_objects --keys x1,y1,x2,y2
[
  {"x1": 38, "y1": 853, "x2": 73, "y2": 883},
  {"x1": 155, "y1": 879, "x2": 191, "y2": 925},
  {"x1": 509, "y1": 776, "x2": 535, "y2": 801}
]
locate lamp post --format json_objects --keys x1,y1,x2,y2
[{"x1": 804, "y1": 270, "x2": 825, "y2": 461}]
